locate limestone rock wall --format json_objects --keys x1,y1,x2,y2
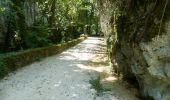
[
  {"x1": 115, "y1": 22, "x2": 170, "y2": 100},
  {"x1": 98, "y1": 0, "x2": 170, "y2": 100},
  {"x1": 0, "y1": 1, "x2": 38, "y2": 51},
  {"x1": 138, "y1": 22, "x2": 170, "y2": 100},
  {"x1": 97, "y1": 0, "x2": 114, "y2": 38}
]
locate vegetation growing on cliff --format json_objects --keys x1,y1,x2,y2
[
  {"x1": 98, "y1": 0, "x2": 170, "y2": 99},
  {"x1": 116, "y1": 0, "x2": 170, "y2": 42}
]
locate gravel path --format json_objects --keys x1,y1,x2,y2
[{"x1": 0, "y1": 37, "x2": 139, "y2": 100}]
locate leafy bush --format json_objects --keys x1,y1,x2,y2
[
  {"x1": 0, "y1": 59, "x2": 8, "y2": 78},
  {"x1": 24, "y1": 26, "x2": 52, "y2": 48},
  {"x1": 0, "y1": 53, "x2": 16, "y2": 78}
]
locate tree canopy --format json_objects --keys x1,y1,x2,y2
[{"x1": 0, "y1": 0, "x2": 100, "y2": 52}]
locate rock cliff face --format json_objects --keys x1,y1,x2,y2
[
  {"x1": 98, "y1": 0, "x2": 170, "y2": 100},
  {"x1": 97, "y1": 0, "x2": 113, "y2": 38},
  {"x1": 138, "y1": 23, "x2": 170, "y2": 100},
  {"x1": 0, "y1": 1, "x2": 38, "y2": 51}
]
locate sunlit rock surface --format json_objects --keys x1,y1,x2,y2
[{"x1": 98, "y1": 0, "x2": 170, "y2": 100}]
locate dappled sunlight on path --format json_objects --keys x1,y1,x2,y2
[{"x1": 0, "y1": 37, "x2": 138, "y2": 100}]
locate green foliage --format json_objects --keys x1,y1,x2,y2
[
  {"x1": 0, "y1": 0, "x2": 99, "y2": 52},
  {"x1": 24, "y1": 26, "x2": 52, "y2": 48},
  {"x1": 89, "y1": 76, "x2": 103, "y2": 95},
  {"x1": 0, "y1": 59, "x2": 8, "y2": 78},
  {"x1": 0, "y1": 53, "x2": 16, "y2": 78},
  {"x1": 0, "y1": 7, "x2": 5, "y2": 13},
  {"x1": 89, "y1": 75, "x2": 112, "y2": 96}
]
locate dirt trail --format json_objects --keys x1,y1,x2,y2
[{"x1": 0, "y1": 37, "x2": 139, "y2": 100}]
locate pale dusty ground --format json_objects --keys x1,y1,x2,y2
[{"x1": 0, "y1": 37, "x2": 139, "y2": 100}]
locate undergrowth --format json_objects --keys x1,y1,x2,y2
[{"x1": 89, "y1": 76, "x2": 103, "y2": 95}]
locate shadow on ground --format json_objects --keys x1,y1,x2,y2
[{"x1": 0, "y1": 37, "x2": 139, "y2": 100}]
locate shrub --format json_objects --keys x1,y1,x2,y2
[{"x1": 24, "y1": 26, "x2": 52, "y2": 48}]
